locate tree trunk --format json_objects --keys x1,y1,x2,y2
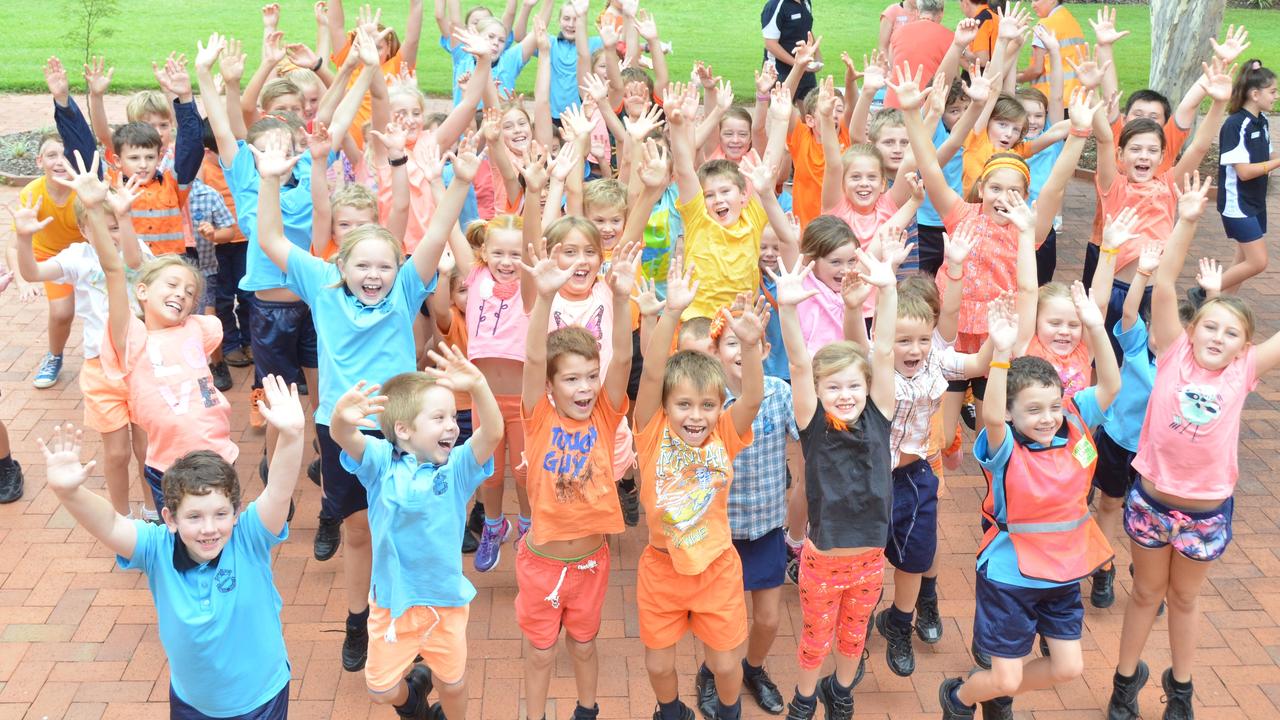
[{"x1": 1148, "y1": 0, "x2": 1226, "y2": 105}]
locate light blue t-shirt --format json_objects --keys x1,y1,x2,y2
[
  {"x1": 761, "y1": 273, "x2": 790, "y2": 381},
  {"x1": 1024, "y1": 133, "x2": 1065, "y2": 206},
  {"x1": 285, "y1": 245, "x2": 435, "y2": 425},
  {"x1": 540, "y1": 35, "x2": 603, "y2": 119},
  {"x1": 442, "y1": 35, "x2": 529, "y2": 107},
  {"x1": 223, "y1": 140, "x2": 319, "y2": 292},
  {"x1": 917, "y1": 122, "x2": 963, "y2": 227},
  {"x1": 1102, "y1": 318, "x2": 1157, "y2": 452},
  {"x1": 974, "y1": 388, "x2": 1106, "y2": 589},
  {"x1": 117, "y1": 503, "x2": 289, "y2": 716},
  {"x1": 341, "y1": 437, "x2": 494, "y2": 615}
]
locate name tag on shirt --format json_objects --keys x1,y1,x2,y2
[
  {"x1": 1250, "y1": 131, "x2": 1261, "y2": 139},
  {"x1": 791, "y1": 13, "x2": 802, "y2": 19}
]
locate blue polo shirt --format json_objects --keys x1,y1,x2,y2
[
  {"x1": 223, "y1": 141, "x2": 320, "y2": 292},
  {"x1": 443, "y1": 35, "x2": 528, "y2": 107},
  {"x1": 116, "y1": 503, "x2": 290, "y2": 716},
  {"x1": 540, "y1": 35, "x2": 603, "y2": 119},
  {"x1": 341, "y1": 436, "x2": 494, "y2": 616},
  {"x1": 285, "y1": 245, "x2": 435, "y2": 426},
  {"x1": 917, "y1": 122, "x2": 964, "y2": 227},
  {"x1": 1102, "y1": 318, "x2": 1157, "y2": 452},
  {"x1": 1024, "y1": 133, "x2": 1065, "y2": 206},
  {"x1": 761, "y1": 274, "x2": 790, "y2": 381},
  {"x1": 974, "y1": 388, "x2": 1106, "y2": 589}
]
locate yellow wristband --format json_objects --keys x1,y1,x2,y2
[
  {"x1": 1100, "y1": 246, "x2": 1120, "y2": 256},
  {"x1": 989, "y1": 360, "x2": 1011, "y2": 370}
]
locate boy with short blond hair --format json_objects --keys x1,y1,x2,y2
[{"x1": 330, "y1": 345, "x2": 502, "y2": 720}]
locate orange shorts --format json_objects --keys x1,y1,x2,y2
[
  {"x1": 636, "y1": 545, "x2": 747, "y2": 651},
  {"x1": 482, "y1": 394, "x2": 527, "y2": 488},
  {"x1": 514, "y1": 539, "x2": 611, "y2": 649},
  {"x1": 33, "y1": 246, "x2": 73, "y2": 301},
  {"x1": 80, "y1": 357, "x2": 132, "y2": 433},
  {"x1": 365, "y1": 600, "x2": 470, "y2": 690}
]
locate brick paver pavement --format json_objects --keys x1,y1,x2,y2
[{"x1": 1, "y1": 93, "x2": 1278, "y2": 719}]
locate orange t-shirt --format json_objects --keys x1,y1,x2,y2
[
  {"x1": 440, "y1": 305, "x2": 471, "y2": 411},
  {"x1": 637, "y1": 409, "x2": 751, "y2": 575},
  {"x1": 1089, "y1": 118, "x2": 1189, "y2": 249},
  {"x1": 787, "y1": 122, "x2": 851, "y2": 228},
  {"x1": 199, "y1": 153, "x2": 245, "y2": 244},
  {"x1": 970, "y1": 5, "x2": 999, "y2": 60},
  {"x1": 332, "y1": 35, "x2": 406, "y2": 151},
  {"x1": 523, "y1": 392, "x2": 628, "y2": 544},
  {"x1": 936, "y1": 201, "x2": 1021, "y2": 352},
  {"x1": 961, "y1": 129, "x2": 1030, "y2": 194},
  {"x1": 1093, "y1": 172, "x2": 1179, "y2": 270}
]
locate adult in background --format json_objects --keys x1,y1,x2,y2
[
  {"x1": 1018, "y1": 0, "x2": 1087, "y2": 108},
  {"x1": 877, "y1": 0, "x2": 918, "y2": 56},
  {"x1": 762, "y1": 0, "x2": 819, "y2": 100},
  {"x1": 885, "y1": 0, "x2": 954, "y2": 109},
  {"x1": 960, "y1": 0, "x2": 1000, "y2": 64}
]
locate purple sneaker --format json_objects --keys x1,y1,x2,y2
[{"x1": 474, "y1": 517, "x2": 513, "y2": 572}]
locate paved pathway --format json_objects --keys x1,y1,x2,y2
[{"x1": 1, "y1": 93, "x2": 1278, "y2": 719}]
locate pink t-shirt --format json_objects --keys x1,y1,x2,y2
[
  {"x1": 1132, "y1": 332, "x2": 1258, "y2": 500},
  {"x1": 377, "y1": 138, "x2": 439, "y2": 255},
  {"x1": 465, "y1": 265, "x2": 529, "y2": 362},
  {"x1": 796, "y1": 272, "x2": 847, "y2": 355},
  {"x1": 830, "y1": 194, "x2": 900, "y2": 247},
  {"x1": 550, "y1": 280, "x2": 616, "y2": 377},
  {"x1": 101, "y1": 314, "x2": 237, "y2": 471}
]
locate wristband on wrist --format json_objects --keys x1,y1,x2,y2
[
  {"x1": 989, "y1": 360, "x2": 1011, "y2": 370},
  {"x1": 388, "y1": 155, "x2": 408, "y2": 167},
  {"x1": 1135, "y1": 269, "x2": 1153, "y2": 277},
  {"x1": 756, "y1": 93, "x2": 771, "y2": 102},
  {"x1": 1099, "y1": 245, "x2": 1119, "y2": 256},
  {"x1": 312, "y1": 58, "x2": 324, "y2": 73},
  {"x1": 945, "y1": 267, "x2": 964, "y2": 281},
  {"x1": 1069, "y1": 126, "x2": 1091, "y2": 138}
]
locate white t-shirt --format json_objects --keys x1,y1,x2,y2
[{"x1": 51, "y1": 242, "x2": 152, "y2": 359}]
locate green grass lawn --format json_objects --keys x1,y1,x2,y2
[{"x1": 0, "y1": 1, "x2": 1274, "y2": 98}]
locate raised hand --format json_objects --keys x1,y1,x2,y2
[
  {"x1": 791, "y1": 32, "x2": 822, "y2": 73},
  {"x1": 83, "y1": 56, "x2": 114, "y2": 95},
  {"x1": 815, "y1": 75, "x2": 837, "y2": 119},
  {"x1": 262, "y1": 30, "x2": 287, "y2": 67},
  {"x1": 606, "y1": 241, "x2": 642, "y2": 298},
  {"x1": 1102, "y1": 206, "x2": 1141, "y2": 252},
  {"x1": 876, "y1": 224, "x2": 913, "y2": 274},
  {"x1": 633, "y1": 275, "x2": 666, "y2": 317},
  {"x1": 1067, "y1": 86, "x2": 1102, "y2": 131},
  {"x1": 195, "y1": 33, "x2": 227, "y2": 73},
  {"x1": 424, "y1": 343, "x2": 487, "y2": 394},
  {"x1": 996, "y1": 190, "x2": 1035, "y2": 232},
  {"x1": 942, "y1": 227, "x2": 978, "y2": 267},
  {"x1": 1177, "y1": 171, "x2": 1213, "y2": 221},
  {"x1": 106, "y1": 173, "x2": 146, "y2": 217},
  {"x1": 839, "y1": 271, "x2": 872, "y2": 311},
  {"x1": 1088, "y1": 6, "x2": 1130, "y2": 46},
  {"x1": 580, "y1": 72, "x2": 609, "y2": 104},
  {"x1": 481, "y1": 106, "x2": 502, "y2": 144},
  {"x1": 417, "y1": 138, "x2": 446, "y2": 183},
  {"x1": 739, "y1": 149, "x2": 776, "y2": 193},
  {"x1": 49, "y1": 151, "x2": 107, "y2": 208},
  {"x1": 8, "y1": 195, "x2": 54, "y2": 236},
  {"x1": 987, "y1": 292, "x2": 1019, "y2": 351},
  {"x1": 1196, "y1": 257, "x2": 1223, "y2": 296},
  {"x1": 516, "y1": 141, "x2": 549, "y2": 190},
  {"x1": 861, "y1": 53, "x2": 888, "y2": 92},
  {"x1": 1065, "y1": 45, "x2": 1109, "y2": 91},
  {"x1": 1211, "y1": 25, "x2": 1250, "y2": 65},
  {"x1": 855, "y1": 244, "x2": 898, "y2": 289},
  {"x1": 768, "y1": 83, "x2": 793, "y2": 124},
  {"x1": 963, "y1": 64, "x2": 1001, "y2": 105},
  {"x1": 246, "y1": 131, "x2": 301, "y2": 180},
  {"x1": 725, "y1": 293, "x2": 769, "y2": 347},
  {"x1": 625, "y1": 103, "x2": 664, "y2": 141},
  {"x1": 637, "y1": 138, "x2": 670, "y2": 189},
  {"x1": 305, "y1": 120, "x2": 333, "y2": 159},
  {"x1": 333, "y1": 381, "x2": 388, "y2": 430},
  {"x1": 520, "y1": 236, "x2": 575, "y2": 298},
  {"x1": 38, "y1": 423, "x2": 97, "y2": 494},
  {"x1": 887, "y1": 61, "x2": 932, "y2": 111},
  {"x1": 258, "y1": 374, "x2": 305, "y2": 434},
  {"x1": 1136, "y1": 242, "x2": 1162, "y2": 276},
  {"x1": 953, "y1": 17, "x2": 980, "y2": 49},
  {"x1": 451, "y1": 133, "x2": 483, "y2": 184},
  {"x1": 765, "y1": 256, "x2": 819, "y2": 307},
  {"x1": 664, "y1": 253, "x2": 700, "y2": 314},
  {"x1": 452, "y1": 26, "x2": 492, "y2": 60},
  {"x1": 1070, "y1": 280, "x2": 1104, "y2": 329},
  {"x1": 1033, "y1": 25, "x2": 1059, "y2": 55},
  {"x1": 1199, "y1": 57, "x2": 1236, "y2": 103},
  {"x1": 635, "y1": 9, "x2": 658, "y2": 41},
  {"x1": 354, "y1": 25, "x2": 382, "y2": 66},
  {"x1": 754, "y1": 62, "x2": 778, "y2": 97},
  {"x1": 369, "y1": 121, "x2": 408, "y2": 161},
  {"x1": 44, "y1": 57, "x2": 70, "y2": 101},
  {"x1": 549, "y1": 139, "x2": 582, "y2": 182},
  {"x1": 221, "y1": 38, "x2": 247, "y2": 82},
  {"x1": 153, "y1": 51, "x2": 193, "y2": 99},
  {"x1": 286, "y1": 42, "x2": 322, "y2": 71},
  {"x1": 261, "y1": 2, "x2": 281, "y2": 30}
]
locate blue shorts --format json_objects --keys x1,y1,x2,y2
[
  {"x1": 1222, "y1": 213, "x2": 1267, "y2": 243},
  {"x1": 316, "y1": 424, "x2": 382, "y2": 520},
  {"x1": 973, "y1": 569, "x2": 1083, "y2": 659},
  {"x1": 457, "y1": 408, "x2": 473, "y2": 445},
  {"x1": 884, "y1": 459, "x2": 939, "y2": 573},
  {"x1": 144, "y1": 465, "x2": 165, "y2": 513},
  {"x1": 733, "y1": 526, "x2": 787, "y2": 591},
  {"x1": 170, "y1": 681, "x2": 288, "y2": 720},
  {"x1": 248, "y1": 296, "x2": 318, "y2": 387}
]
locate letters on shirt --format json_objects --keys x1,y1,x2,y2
[
  {"x1": 543, "y1": 426, "x2": 604, "y2": 503},
  {"x1": 147, "y1": 336, "x2": 221, "y2": 414}
]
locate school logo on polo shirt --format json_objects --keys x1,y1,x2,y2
[{"x1": 215, "y1": 568, "x2": 236, "y2": 593}]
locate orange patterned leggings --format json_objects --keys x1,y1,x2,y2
[{"x1": 796, "y1": 542, "x2": 885, "y2": 670}]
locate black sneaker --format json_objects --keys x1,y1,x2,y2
[
  {"x1": 980, "y1": 696, "x2": 1014, "y2": 720},
  {"x1": 571, "y1": 703, "x2": 600, "y2": 720},
  {"x1": 1160, "y1": 668, "x2": 1193, "y2": 720},
  {"x1": 1106, "y1": 660, "x2": 1149, "y2": 720},
  {"x1": 618, "y1": 480, "x2": 640, "y2": 527},
  {"x1": 0, "y1": 460, "x2": 23, "y2": 504},
  {"x1": 743, "y1": 663, "x2": 785, "y2": 714},
  {"x1": 784, "y1": 691, "x2": 817, "y2": 720},
  {"x1": 695, "y1": 664, "x2": 717, "y2": 719},
  {"x1": 307, "y1": 458, "x2": 321, "y2": 486},
  {"x1": 875, "y1": 610, "x2": 916, "y2": 676},
  {"x1": 915, "y1": 591, "x2": 942, "y2": 644},
  {"x1": 650, "y1": 701, "x2": 695, "y2": 720},
  {"x1": 461, "y1": 527, "x2": 479, "y2": 554},
  {"x1": 961, "y1": 402, "x2": 977, "y2": 431},
  {"x1": 1129, "y1": 563, "x2": 1166, "y2": 616},
  {"x1": 938, "y1": 677, "x2": 975, "y2": 720},
  {"x1": 816, "y1": 674, "x2": 853, "y2": 720},
  {"x1": 971, "y1": 639, "x2": 992, "y2": 670},
  {"x1": 209, "y1": 361, "x2": 233, "y2": 392},
  {"x1": 342, "y1": 614, "x2": 369, "y2": 671},
  {"x1": 1092, "y1": 564, "x2": 1117, "y2": 609},
  {"x1": 315, "y1": 516, "x2": 342, "y2": 561},
  {"x1": 467, "y1": 501, "x2": 486, "y2": 536},
  {"x1": 394, "y1": 664, "x2": 433, "y2": 719},
  {"x1": 785, "y1": 541, "x2": 801, "y2": 584},
  {"x1": 426, "y1": 702, "x2": 447, "y2": 720}
]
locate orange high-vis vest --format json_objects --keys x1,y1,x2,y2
[
  {"x1": 113, "y1": 169, "x2": 190, "y2": 256},
  {"x1": 978, "y1": 405, "x2": 1114, "y2": 584},
  {"x1": 1030, "y1": 6, "x2": 1088, "y2": 110}
]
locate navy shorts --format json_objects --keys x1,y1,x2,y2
[
  {"x1": 248, "y1": 296, "x2": 318, "y2": 387},
  {"x1": 626, "y1": 328, "x2": 644, "y2": 402},
  {"x1": 316, "y1": 424, "x2": 382, "y2": 520},
  {"x1": 144, "y1": 465, "x2": 165, "y2": 514},
  {"x1": 885, "y1": 459, "x2": 939, "y2": 573},
  {"x1": 946, "y1": 375, "x2": 988, "y2": 399},
  {"x1": 917, "y1": 223, "x2": 945, "y2": 277},
  {"x1": 1222, "y1": 213, "x2": 1267, "y2": 243},
  {"x1": 170, "y1": 681, "x2": 288, "y2": 719},
  {"x1": 456, "y1": 408, "x2": 474, "y2": 445},
  {"x1": 733, "y1": 526, "x2": 787, "y2": 591},
  {"x1": 1083, "y1": 247, "x2": 1152, "y2": 371},
  {"x1": 973, "y1": 569, "x2": 1083, "y2": 659},
  {"x1": 1092, "y1": 426, "x2": 1138, "y2": 500}
]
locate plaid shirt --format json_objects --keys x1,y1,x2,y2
[
  {"x1": 187, "y1": 179, "x2": 231, "y2": 276},
  {"x1": 888, "y1": 333, "x2": 967, "y2": 464},
  {"x1": 725, "y1": 375, "x2": 799, "y2": 540}
]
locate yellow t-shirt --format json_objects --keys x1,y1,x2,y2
[
  {"x1": 17, "y1": 177, "x2": 82, "y2": 260},
  {"x1": 677, "y1": 193, "x2": 766, "y2": 320}
]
